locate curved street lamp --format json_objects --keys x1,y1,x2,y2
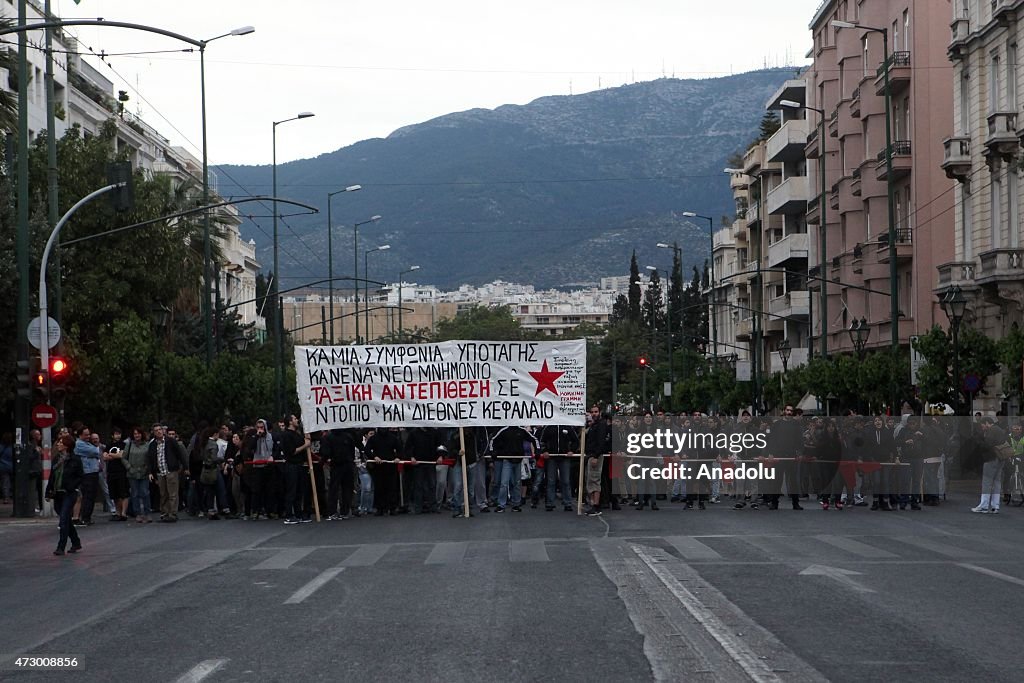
[
  {"x1": 326, "y1": 184, "x2": 362, "y2": 344},
  {"x1": 364, "y1": 244, "x2": 391, "y2": 342},
  {"x1": 353, "y1": 215, "x2": 382, "y2": 343},
  {"x1": 398, "y1": 265, "x2": 421, "y2": 341}
]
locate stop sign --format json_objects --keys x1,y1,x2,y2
[{"x1": 31, "y1": 404, "x2": 58, "y2": 429}]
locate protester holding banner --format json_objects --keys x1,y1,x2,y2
[
  {"x1": 538, "y1": 423, "x2": 580, "y2": 512},
  {"x1": 322, "y1": 428, "x2": 359, "y2": 520},
  {"x1": 367, "y1": 428, "x2": 403, "y2": 515},
  {"x1": 406, "y1": 427, "x2": 442, "y2": 514},
  {"x1": 487, "y1": 425, "x2": 538, "y2": 513},
  {"x1": 280, "y1": 415, "x2": 312, "y2": 525}
]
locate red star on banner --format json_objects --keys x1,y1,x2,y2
[{"x1": 529, "y1": 359, "x2": 564, "y2": 396}]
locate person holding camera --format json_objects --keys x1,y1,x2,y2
[{"x1": 46, "y1": 435, "x2": 83, "y2": 556}]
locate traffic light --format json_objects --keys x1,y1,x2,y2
[
  {"x1": 638, "y1": 356, "x2": 648, "y2": 368},
  {"x1": 33, "y1": 365, "x2": 49, "y2": 402},
  {"x1": 16, "y1": 358, "x2": 31, "y2": 400},
  {"x1": 106, "y1": 161, "x2": 134, "y2": 212},
  {"x1": 49, "y1": 356, "x2": 69, "y2": 398}
]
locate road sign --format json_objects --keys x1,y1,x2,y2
[
  {"x1": 663, "y1": 382, "x2": 672, "y2": 397},
  {"x1": 909, "y1": 335, "x2": 924, "y2": 385},
  {"x1": 963, "y1": 372, "x2": 982, "y2": 394},
  {"x1": 735, "y1": 360, "x2": 751, "y2": 382},
  {"x1": 27, "y1": 316, "x2": 61, "y2": 350},
  {"x1": 31, "y1": 404, "x2": 58, "y2": 429}
]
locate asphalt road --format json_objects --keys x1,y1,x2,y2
[{"x1": 1, "y1": 496, "x2": 1023, "y2": 682}]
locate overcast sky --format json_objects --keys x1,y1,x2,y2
[{"x1": 53, "y1": 0, "x2": 820, "y2": 166}]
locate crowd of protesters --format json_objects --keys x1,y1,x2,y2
[{"x1": 38, "y1": 403, "x2": 1024, "y2": 554}]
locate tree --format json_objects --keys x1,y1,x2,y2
[
  {"x1": 641, "y1": 268, "x2": 665, "y2": 333},
  {"x1": 757, "y1": 111, "x2": 780, "y2": 142},
  {"x1": 998, "y1": 323, "x2": 1024, "y2": 405},
  {"x1": 627, "y1": 251, "x2": 642, "y2": 322},
  {"x1": 432, "y1": 305, "x2": 535, "y2": 341},
  {"x1": 667, "y1": 243, "x2": 684, "y2": 347},
  {"x1": 915, "y1": 325, "x2": 998, "y2": 409},
  {"x1": 610, "y1": 293, "x2": 629, "y2": 325}
]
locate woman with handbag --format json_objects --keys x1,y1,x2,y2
[
  {"x1": 45, "y1": 435, "x2": 83, "y2": 556},
  {"x1": 198, "y1": 427, "x2": 223, "y2": 520}
]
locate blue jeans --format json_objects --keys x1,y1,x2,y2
[
  {"x1": 129, "y1": 478, "x2": 151, "y2": 517},
  {"x1": 452, "y1": 463, "x2": 476, "y2": 512},
  {"x1": 530, "y1": 466, "x2": 544, "y2": 503},
  {"x1": 545, "y1": 458, "x2": 573, "y2": 508},
  {"x1": 358, "y1": 470, "x2": 374, "y2": 512},
  {"x1": 497, "y1": 460, "x2": 522, "y2": 509},
  {"x1": 56, "y1": 492, "x2": 81, "y2": 551},
  {"x1": 672, "y1": 478, "x2": 687, "y2": 497}
]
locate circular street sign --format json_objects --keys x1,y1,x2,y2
[
  {"x1": 27, "y1": 316, "x2": 61, "y2": 350},
  {"x1": 31, "y1": 404, "x2": 58, "y2": 429},
  {"x1": 962, "y1": 372, "x2": 982, "y2": 394}
]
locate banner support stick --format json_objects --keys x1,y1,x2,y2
[
  {"x1": 306, "y1": 451, "x2": 321, "y2": 522},
  {"x1": 577, "y1": 428, "x2": 587, "y2": 516},
  {"x1": 459, "y1": 427, "x2": 470, "y2": 519}
]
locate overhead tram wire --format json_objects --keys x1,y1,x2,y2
[{"x1": 75, "y1": 45, "x2": 331, "y2": 274}]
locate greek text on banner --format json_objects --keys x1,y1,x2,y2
[{"x1": 295, "y1": 340, "x2": 587, "y2": 430}]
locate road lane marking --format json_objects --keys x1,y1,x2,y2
[
  {"x1": 341, "y1": 544, "x2": 390, "y2": 567},
  {"x1": 591, "y1": 539, "x2": 827, "y2": 682},
  {"x1": 251, "y1": 547, "x2": 317, "y2": 570},
  {"x1": 424, "y1": 542, "x2": 468, "y2": 565},
  {"x1": 633, "y1": 545, "x2": 789, "y2": 683},
  {"x1": 958, "y1": 563, "x2": 1024, "y2": 588},
  {"x1": 798, "y1": 564, "x2": 875, "y2": 593},
  {"x1": 161, "y1": 550, "x2": 236, "y2": 575},
  {"x1": 814, "y1": 535, "x2": 898, "y2": 559},
  {"x1": 892, "y1": 535, "x2": 980, "y2": 559},
  {"x1": 509, "y1": 539, "x2": 549, "y2": 562},
  {"x1": 665, "y1": 535, "x2": 722, "y2": 560},
  {"x1": 172, "y1": 658, "x2": 228, "y2": 683},
  {"x1": 284, "y1": 567, "x2": 345, "y2": 604}
]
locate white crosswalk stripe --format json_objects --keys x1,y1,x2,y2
[
  {"x1": 665, "y1": 535, "x2": 723, "y2": 560},
  {"x1": 252, "y1": 547, "x2": 317, "y2": 570},
  {"x1": 341, "y1": 543, "x2": 391, "y2": 566}
]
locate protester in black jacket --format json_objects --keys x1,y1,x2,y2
[
  {"x1": 322, "y1": 428, "x2": 359, "y2": 520},
  {"x1": 366, "y1": 428, "x2": 403, "y2": 515},
  {"x1": 489, "y1": 425, "x2": 539, "y2": 512},
  {"x1": 46, "y1": 435, "x2": 83, "y2": 556},
  {"x1": 862, "y1": 416, "x2": 895, "y2": 511},
  {"x1": 538, "y1": 424, "x2": 580, "y2": 511},
  {"x1": 147, "y1": 425, "x2": 188, "y2": 522},
  {"x1": 405, "y1": 427, "x2": 441, "y2": 514}
]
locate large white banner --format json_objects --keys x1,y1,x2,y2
[{"x1": 295, "y1": 340, "x2": 587, "y2": 430}]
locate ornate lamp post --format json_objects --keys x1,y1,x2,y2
[{"x1": 940, "y1": 286, "x2": 967, "y2": 415}]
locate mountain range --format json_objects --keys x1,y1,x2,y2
[{"x1": 216, "y1": 68, "x2": 797, "y2": 291}]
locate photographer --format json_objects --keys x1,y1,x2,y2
[{"x1": 104, "y1": 427, "x2": 129, "y2": 521}]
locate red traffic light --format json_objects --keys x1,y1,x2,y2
[
  {"x1": 638, "y1": 357, "x2": 647, "y2": 367},
  {"x1": 50, "y1": 358, "x2": 68, "y2": 375}
]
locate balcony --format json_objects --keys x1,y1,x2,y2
[
  {"x1": 736, "y1": 318, "x2": 753, "y2": 341},
  {"x1": 876, "y1": 229, "x2": 913, "y2": 264},
  {"x1": 948, "y1": 17, "x2": 970, "y2": 61},
  {"x1": 805, "y1": 128, "x2": 820, "y2": 159},
  {"x1": 984, "y1": 112, "x2": 1018, "y2": 166},
  {"x1": 729, "y1": 172, "x2": 748, "y2": 191},
  {"x1": 829, "y1": 182, "x2": 839, "y2": 211},
  {"x1": 745, "y1": 200, "x2": 761, "y2": 227},
  {"x1": 852, "y1": 243, "x2": 864, "y2": 274},
  {"x1": 875, "y1": 140, "x2": 912, "y2": 181},
  {"x1": 743, "y1": 144, "x2": 764, "y2": 175},
  {"x1": 850, "y1": 87, "x2": 861, "y2": 119},
  {"x1": 874, "y1": 51, "x2": 911, "y2": 96},
  {"x1": 977, "y1": 248, "x2": 1024, "y2": 286},
  {"x1": 767, "y1": 232, "x2": 809, "y2": 267},
  {"x1": 806, "y1": 192, "x2": 821, "y2": 224},
  {"x1": 766, "y1": 118, "x2": 810, "y2": 163},
  {"x1": 851, "y1": 167, "x2": 862, "y2": 196},
  {"x1": 769, "y1": 290, "x2": 810, "y2": 318},
  {"x1": 992, "y1": 0, "x2": 1017, "y2": 26},
  {"x1": 936, "y1": 260, "x2": 976, "y2": 289},
  {"x1": 941, "y1": 136, "x2": 972, "y2": 182},
  {"x1": 766, "y1": 175, "x2": 810, "y2": 215},
  {"x1": 828, "y1": 108, "x2": 839, "y2": 138}
]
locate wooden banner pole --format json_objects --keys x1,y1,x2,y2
[
  {"x1": 459, "y1": 427, "x2": 471, "y2": 519},
  {"x1": 306, "y1": 450, "x2": 321, "y2": 522},
  {"x1": 577, "y1": 427, "x2": 587, "y2": 516}
]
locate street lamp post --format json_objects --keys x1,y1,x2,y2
[
  {"x1": 683, "y1": 211, "x2": 717, "y2": 360},
  {"x1": 657, "y1": 242, "x2": 683, "y2": 396},
  {"x1": 940, "y1": 286, "x2": 967, "y2": 415},
  {"x1": 364, "y1": 244, "x2": 391, "y2": 342},
  {"x1": 272, "y1": 111, "x2": 315, "y2": 417},
  {"x1": 353, "y1": 215, "x2": 382, "y2": 344},
  {"x1": 778, "y1": 339, "x2": 792, "y2": 403},
  {"x1": 326, "y1": 185, "x2": 362, "y2": 344},
  {"x1": 398, "y1": 265, "x2": 421, "y2": 341},
  {"x1": 779, "y1": 99, "x2": 828, "y2": 358},
  {"x1": 848, "y1": 317, "x2": 870, "y2": 360},
  {"x1": 833, "y1": 20, "x2": 898, "y2": 355}
]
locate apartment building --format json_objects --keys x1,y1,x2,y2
[
  {"x1": 806, "y1": 0, "x2": 954, "y2": 357},
  {"x1": 940, "y1": 0, "x2": 1024, "y2": 410}
]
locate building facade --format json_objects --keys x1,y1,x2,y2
[
  {"x1": 941, "y1": 0, "x2": 1024, "y2": 411},
  {"x1": 806, "y1": 0, "x2": 954, "y2": 360}
]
